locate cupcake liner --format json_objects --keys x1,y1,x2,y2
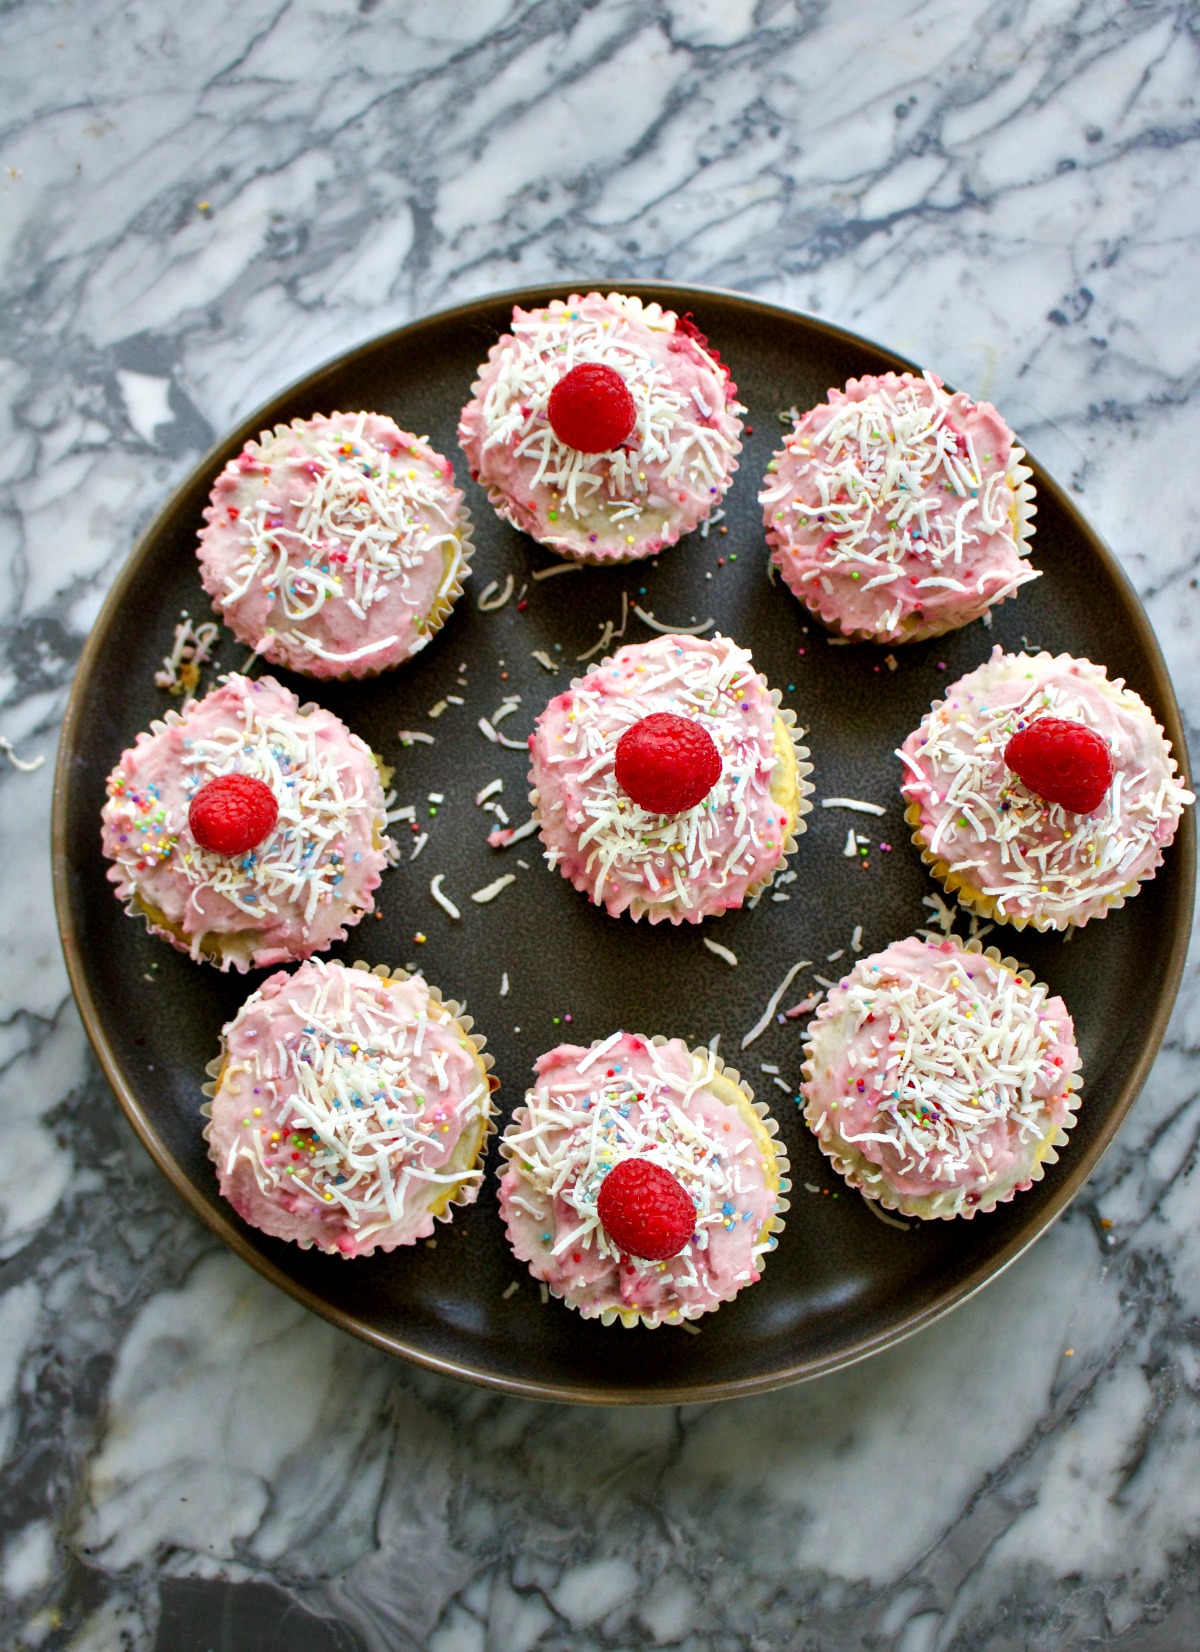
[
  {"x1": 904, "y1": 797, "x2": 1156, "y2": 933},
  {"x1": 742, "y1": 693, "x2": 815, "y2": 905},
  {"x1": 349, "y1": 498, "x2": 474, "y2": 683},
  {"x1": 904, "y1": 797, "x2": 1054, "y2": 934},
  {"x1": 200, "y1": 414, "x2": 474, "y2": 681},
  {"x1": 527, "y1": 656, "x2": 813, "y2": 926},
  {"x1": 779, "y1": 557, "x2": 1037, "y2": 648},
  {"x1": 497, "y1": 1036, "x2": 790, "y2": 1328},
  {"x1": 1008, "y1": 447, "x2": 1038, "y2": 552},
  {"x1": 125, "y1": 889, "x2": 263, "y2": 973},
  {"x1": 482, "y1": 468, "x2": 743, "y2": 567},
  {"x1": 800, "y1": 939, "x2": 1082, "y2": 1221},
  {"x1": 201, "y1": 960, "x2": 498, "y2": 1257},
  {"x1": 108, "y1": 687, "x2": 393, "y2": 972}
]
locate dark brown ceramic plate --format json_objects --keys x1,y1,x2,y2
[{"x1": 52, "y1": 283, "x2": 1195, "y2": 1403}]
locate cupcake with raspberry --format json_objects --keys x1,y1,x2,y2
[
  {"x1": 801, "y1": 936, "x2": 1080, "y2": 1220},
  {"x1": 497, "y1": 1032, "x2": 789, "y2": 1325},
  {"x1": 197, "y1": 412, "x2": 472, "y2": 677},
  {"x1": 897, "y1": 646, "x2": 1194, "y2": 930},
  {"x1": 101, "y1": 674, "x2": 395, "y2": 970},
  {"x1": 204, "y1": 960, "x2": 495, "y2": 1255},
  {"x1": 760, "y1": 371, "x2": 1037, "y2": 643},
  {"x1": 527, "y1": 632, "x2": 812, "y2": 924},
  {"x1": 458, "y1": 292, "x2": 743, "y2": 563}
]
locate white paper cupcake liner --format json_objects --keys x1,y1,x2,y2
[
  {"x1": 1009, "y1": 447, "x2": 1038, "y2": 552},
  {"x1": 742, "y1": 692, "x2": 815, "y2": 905}
]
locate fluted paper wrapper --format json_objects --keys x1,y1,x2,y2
[
  {"x1": 483, "y1": 456, "x2": 742, "y2": 567},
  {"x1": 1009, "y1": 447, "x2": 1037, "y2": 552}
]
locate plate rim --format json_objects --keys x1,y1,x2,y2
[{"x1": 51, "y1": 279, "x2": 1197, "y2": 1405}]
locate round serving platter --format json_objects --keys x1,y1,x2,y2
[{"x1": 52, "y1": 282, "x2": 1195, "y2": 1403}]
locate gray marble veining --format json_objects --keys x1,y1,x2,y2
[{"x1": 2, "y1": 1, "x2": 1199, "y2": 1648}]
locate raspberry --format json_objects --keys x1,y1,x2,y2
[
  {"x1": 596, "y1": 1157, "x2": 696, "y2": 1260},
  {"x1": 673, "y1": 312, "x2": 710, "y2": 348},
  {"x1": 189, "y1": 773, "x2": 279, "y2": 855},
  {"x1": 614, "y1": 712, "x2": 722, "y2": 814},
  {"x1": 1004, "y1": 716, "x2": 1114, "y2": 814},
  {"x1": 669, "y1": 312, "x2": 730, "y2": 379},
  {"x1": 547, "y1": 362, "x2": 637, "y2": 453}
]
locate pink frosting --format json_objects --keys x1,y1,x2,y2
[
  {"x1": 528, "y1": 633, "x2": 794, "y2": 923},
  {"x1": 498, "y1": 1033, "x2": 780, "y2": 1322},
  {"x1": 197, "y1": 412, "x2": 468, "y2": 678},
  {"x1": 207, "y1": 961, "x2": 490, "y2": 1255},
  {"x1": 760, "y1": 372, "x2": 1035, "y2": 642},
  {"x1": 898, "y1": 648, "x2": 1194, "y2": 929},
  {"x1": 458, "y1": 293, "x2": 743, "y2": 562},
  {"x1": 101, "y1": 674, "x2": 393, "y2": 970},
  {"x1": 803, "y1": 937, "x2": 1079, "y2": 1210}
]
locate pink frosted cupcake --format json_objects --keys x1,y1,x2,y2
[
  {"x1": 197, "y1": 412, "x2": 471, "y2": 677},
  {"x1": 801, "y1": 936, "x2": 1080, "y2": 1220},
  {"x1": 898, "y1": 647, "x2": 1194, "y2": 931},
  {"x1": 458, "y1": 292, "x2": 743, "y2": 562},
  {"x1": 497, "y1": 1032, "x2": 788, "y2": 1326},
  {"x1": 760, "y1": 371, "x2": 1037, "y2": 642},
  {"x1": 204, "y1": 960, "x2": 495, "y2": 1255},
  {"x1": 527, "y1": 632, "x2": 812, "y2": 924},
  {"x1": 101, "y1": 674, "x2": 395, "y2": 971}
]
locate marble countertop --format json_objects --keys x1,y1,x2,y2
[{"x1": 3, "y1": 3, "x2": 1199, "y2": 1648}]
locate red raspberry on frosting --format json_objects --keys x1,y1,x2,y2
[
  {"x1": 547, "y1": 362, "x2": 637, "y2": 453},
  {"x1": 597, "y1": 1157, "x2": 696, "y2": 1260},
  {"x1": 1004, "y1": 716, "x2": 1114, "y2": 814},
  {"x1": 189, "y1": 773, "x2": 279, "y2": 855},
  {"x1": 670, "y1": 312, "x2": 729, "y2": 378},
  {"x1": 614, "y1": 711, "x2": 722, "y2": 814}
]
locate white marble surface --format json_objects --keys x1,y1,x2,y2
[{"x1": 2, "y1": 2, "x2": 1199, "y2": 1648}]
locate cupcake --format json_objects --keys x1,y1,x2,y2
[
  {"x1": 197, "y1": 412, "x2": 471, "y2": 677},
  {"x1": 458, "y1": 292, "x2": 743, "y2": 563},
  {"x1": 760, "y1": 371, "x2": 1037, "y2": 643},
  {"x1": 101, "y1": 674, "x2": 395, "y2": 970},
  {"x1": 897, "y1": 646, "x2": 1194, "y2": 930},
  {"x1": 527, "y1": 632, "x2": 812, "y2": 924},
  {"x1": 801, "y1": 936, "x2": 1080, "y2": 1220},
  {"x1": 204, "y1": 960, "x2": 495, "y2": 1255},
  {"x1": 498, "y1": 1032, "x2": 788, "y2": 1325}
]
